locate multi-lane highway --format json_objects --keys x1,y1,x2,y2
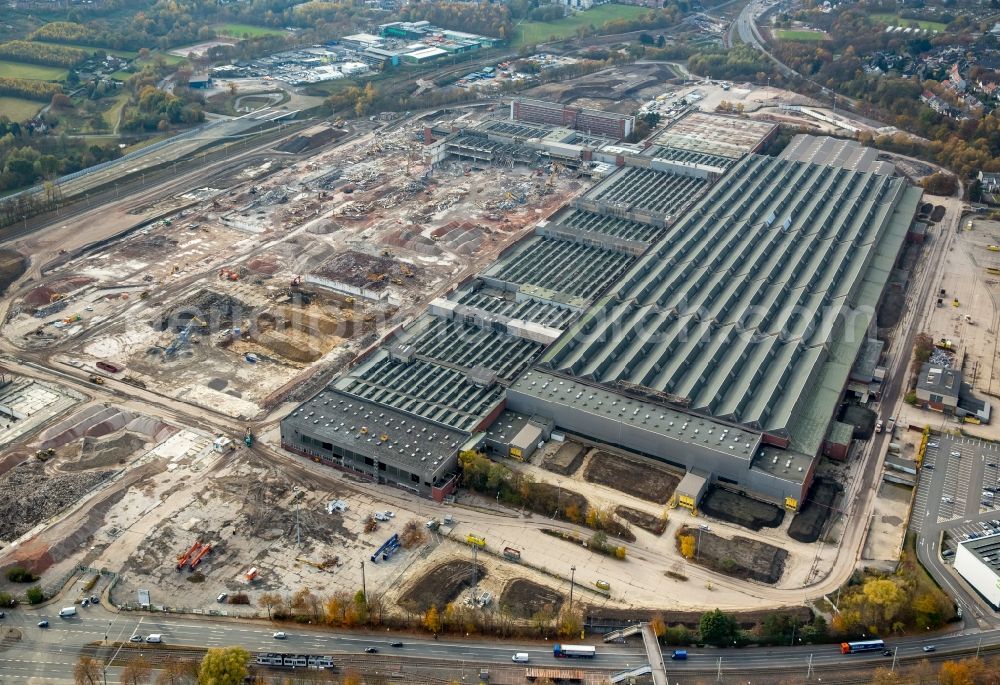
[{"x1": 5, "y1": 601, "x2": 1000, "y2": 684}]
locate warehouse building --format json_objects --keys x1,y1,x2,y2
[
  {"x1": 955, "y1": 533, "x2": 1000, "y2": 609},
  {"x1": 284, "y1": 110, "x2": 921, "y2": 507}
]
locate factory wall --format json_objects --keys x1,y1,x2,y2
[
  {"x1": 280, "y1": 418, "x2": 457, "y2": 498},
  {"x1": 506, "y1": 387, "x2": 805, "y2": 504}
]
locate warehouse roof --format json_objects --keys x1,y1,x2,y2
[
  {"x1": 919, "y1": 363, "x2": 961, "y2": 398},
  {"x1": 481, "y1": 235, "x2": 634, "y2": 307},
  {"x1": 642, "y1": 144, "x2": 736, "y2": 169},
  {"x1": 452, "y1": 283, "x2": 576, "y2": 328},
  {"x1": 583, "y1": 166, "x2": 708, "y2": 219},
  {"x1": 285, "y1": 390, "x2": 466, "y2": 476},
  {"x1": 960, "y1": 533, "x2": 1000, "y2": 573},
  {"x1": 654, "y1": 112, "x2": 776, "y2": 159},
  {"x1": 780, "y1": 134, "x2": 895, "y2": 176},
  {"x1": 388, "y1": 313, "x2": 544, "y2": 383},
  {"x1": 547, "y1": 208, "x2": 667, "y2": 244},
  {"x1": 510, "y1": 369, "x2": 761, "y2": 461},
  {"x1": 334, "y1": 349, "x2": 505, "y2": 432},
  {"x1": 542, "y1": 154, "x2": 921, "y2": 452}
]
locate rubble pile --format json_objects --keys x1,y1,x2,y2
[{"x1": 0, "y1": 461, "x2": 113, "y2": 541}]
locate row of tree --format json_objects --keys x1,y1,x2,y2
[
  {"x1": 0, "y1": 40, "x2": 89, "y2": 68},
  {"x1": 28, "y1": 21, "x2": 106, "y2": 48},
  {"x1": 0, "y1": 77, "x2": 62, "y2": 102}
]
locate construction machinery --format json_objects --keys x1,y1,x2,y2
[
  {"x1": 189, "y1": 543, "x2": 212, "y2": 569},
  {"x1": 164, "y1": 316, "x2": 207, "y2": 358},
  {"x1": 400, "y1": 264, "x2": 414, "y2": 278},
  {"x1": 176, "y1": 540, "x2": 202, "y2": 571},
  {"x1": 219, "y1": 268, "x2": 239, "y2": 281},
  {"x1": 88, "y1": 374, "x2": 104, "y2": 385},
  {"x1": 244, "y1": 426, "x2": 254, "y2": 448},
  {"x1": 290, "y1": 275, "x2": 301, "y2": 287}
]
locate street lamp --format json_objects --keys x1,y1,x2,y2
[{"x1": 569, "y1": 565, "x2": 576, "y2": 612}]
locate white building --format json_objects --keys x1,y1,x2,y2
[{"x1": 954, "y1": 533, "x2": 1000, "y2": 609}]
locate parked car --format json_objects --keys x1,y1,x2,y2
[
  {"x1": 373, "y1": 512, "x2": 389, "y2": 522},
  {"x1": 130, "y1": 634, "x2": 143, "y2": 642},
  {"x1": 927, "y1": 442, "x2": 939, "y2": 448},
  {"x1": 217, "y1": 593, "x2": 228, "y2": 603},
  {"x1": 951, "y1": 451, "x2": 962, "y2": 457}
]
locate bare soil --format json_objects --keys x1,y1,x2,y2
[
  {"x1": 542, "y1": 441, "x2": 585, "y2": 476},
  {"x1": 499, "y1": 578, "x2": 563, "y2": 619},
  {"x1": 0, "y1": 249, "x2": 26, "y2": 295},
  {"x1": 615, "y1": 505, "x2": 667, "y2": 535},
  {"x1": 789, "y1": 478, "x2": 841, "y2": 543},
  {"x1": 698, "y1": 487, "x2": 784, "y2": 532},
  {"x1": 399, "y1": 559, "x2": 487, "y2": 613},
  {"x1": 679, "y1": 526, "x2": 787, "y2": 584},
  {"x1": 584, "y1": 451, "x2": 679, "y2": 504}
]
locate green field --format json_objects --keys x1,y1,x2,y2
[
  {"x1": 0, "y1": 96, "x2": 43, "y2": 121},
  {"x1": 101, "y1": 91, "x2": 129, "y2": 129},
  {"x1": 514, "y1": 5, "x2": 651, "y2": 46},
  {"x1": 0, "y1": 60, "x2": 67, "y2": 81},
  {"x1": 213, "y1": 23, "x2": 289, "y2": 38},
  {"x1": 868, "y1": 12, "x2": 947, "y2": 31},
  {"x1": 774, "y1": 29, "x2": 830, "y2": 41}
]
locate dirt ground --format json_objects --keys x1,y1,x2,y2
[
  {"x1": 498, "y1": 578, "x2": 563, "y2": 618},
  {"x1": 398, "y1": 559, "x2": 487, "y2": 613},
  {"x1": 584, "y1": 451, "x2": 679, "y2": 504},
  {"x1": 699, "y1": 487, "x2": 785, "y2": 532},
  {"x1": 789, "y1": 478, "x2": 842, "y2": 543},
  {"x1": 679, "y1": 526, "x2": 788, "y2": 585},
  {"x1": 0, "y1": 248, "x2": 26, "y2": 294},
  {"x1": 615, "y1": 505, "x2": 667, "y2": 535},
  {"x1": 542, "y1": 441, "x2": 585, "y2": 476}
]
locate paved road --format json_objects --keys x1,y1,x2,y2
[{"x1": 5, "y1": 605, "x2": 1000, "y2": 684}]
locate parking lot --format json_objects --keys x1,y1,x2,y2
[{"x1": 914, "y1": 434, "x2": 1000, "y2": 556}]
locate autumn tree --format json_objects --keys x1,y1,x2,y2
[
  {"x1": 259, "y1": 592, "x2": 282, "y2": 620},
  {"x1": 557, "y1": 606, "x2": 583, "y2": 638},
  {"x1": 74, "y1": 656, "x2": 102, "y2": 685},
  {"x1": 120, "y1": 657, "x2": 151, "y2": 685},
  {"x1": 650, "y1": 614, "x2": 666, "y2": 638},
  {"x1": 156, "y1": 660, "x2": 198, "y2": 685},
  {"x1": 869, "y1": 667, "x2": 900, "y2": 685},
  {"x1": 938, "y1": 658, "x2": 986, "y2": 685},
  {"x1": 197, "y1": 647, "x2": 250, "y2": 685},
  {"x1": 679, "y1": 534, "x2": 696, "y2": 559},
  {"x1": 423, "y1": 605, "x2": 441, "y2": 633},
  {"x1": 341, "y1": 670, "x2": 362, "y2": 685}
]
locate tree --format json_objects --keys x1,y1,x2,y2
[
  {"x1": 869, "y1": 666, "x2": 900, "y2": 685},
  {"x1": 25, "y1": 585, "x2": 44, "y2": 604},
  {"x1": 699, "y1": 609, "x2": 738, "y2": 646},
  {"x1": 922, "y1": 172, "x2": 958, "y2": 196},
  {"x1": 861, "y1": 577, "x2": 905, "y2": 624},
  {"x1": 74, "y1": 656, "x2": 102, "y2": 685},
  {"x1": 913, "y1": 333, "x2": 934, "y2": 363},
  {"x1": 156, "y1": 660, "x2": 198, "y2": 685},
  {"x1": 342, "y1": 670, "x2": 362, "y2": 685},
  {"x1": 120, "y1": 657, "x2": 151, "y2": 685},
  {"x1": 557, "y1": 606, "x2": 582, "y2": 638},
  {"x1": 423, "y1": 605, "x2": 441, "y2": 633},
  {"x1": 679, "y1": 534, "x2": 696, "y2": 559},
  {"x1": 938, "y1": 658, "x2": 985, "y2": 685},
  {"x1": 259, "y1": 592, "x2": 282, "y2": 620},
  {"x1": 650, "y1": 614, "x2": 666, "y2": 638},
  {"x1": 198, "y1": 647, "x2": 250, "y2": 685}
]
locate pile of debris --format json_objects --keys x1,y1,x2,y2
[{"x1": 0, "y1": 460, "x2": 113, "y2": 541}]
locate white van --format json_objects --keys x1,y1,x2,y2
[
  {"x1": 58, "y1": 607, "x2": 77, "y2": 618},
  {"x1": 512, "y1": 653, "x2": 530, "y2": 663},
  {"x1": 145, "y1": 634, "x2": 162, "y2": 643}
]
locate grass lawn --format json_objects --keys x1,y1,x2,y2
[
  {"x1": 213, "y1": 23, "x2": 289, "y2": 38},
  {"x1": 868, "y1": 12, "x2": 947, "y2": 31},
  {"x1": 0, "y1": 96, "x2": 43, "y2": 121},
  {"x1": 514, "y1": 4, "x2": 650, "y2": 46},
  {"x1": 0, "y1": 60, "x2": 67, "y2": 81},
  {"x1": 101, "y1": 91, "x2": 129, "y2": 130},
  {"x1": 774, "y1": 29, "x2": 830, "y2": 41},
  {"x1": 28, "y1": 41, "x2": 137, "y2": 58}
]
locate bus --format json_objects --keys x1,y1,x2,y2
[
  {"x1": 553, "y1": 644, "x2": 596, "y2": 658},
  {"x1": 841, "y1": 640, "x2": 886, "y2": 654}
]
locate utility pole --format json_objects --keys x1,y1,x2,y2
[
  {"x1": 977, "y1": 636, "x2": 983, "y2": 658},
  {"x1": 890, "y1": 646, "x2": 898, "y2": 673},
  {"x1": 806, "y1": 654, "x2": 814, "y2": 680},
  {"x1": 361, "y1": 560, "x2": 367, "y2": 603},
  {"x1": 717, "y1": 656, "x2": 722, "y2": 682},
  {"x1": 472, "y1": 544, "x2": 479, "y2": 597},
  {"x1": 569, "y1": 565, "x2": 576, "y2": 612}
]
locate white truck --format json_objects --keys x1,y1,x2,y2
[{"x1": 58, "y1": 607, "x2": 77, "y2": 618}]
